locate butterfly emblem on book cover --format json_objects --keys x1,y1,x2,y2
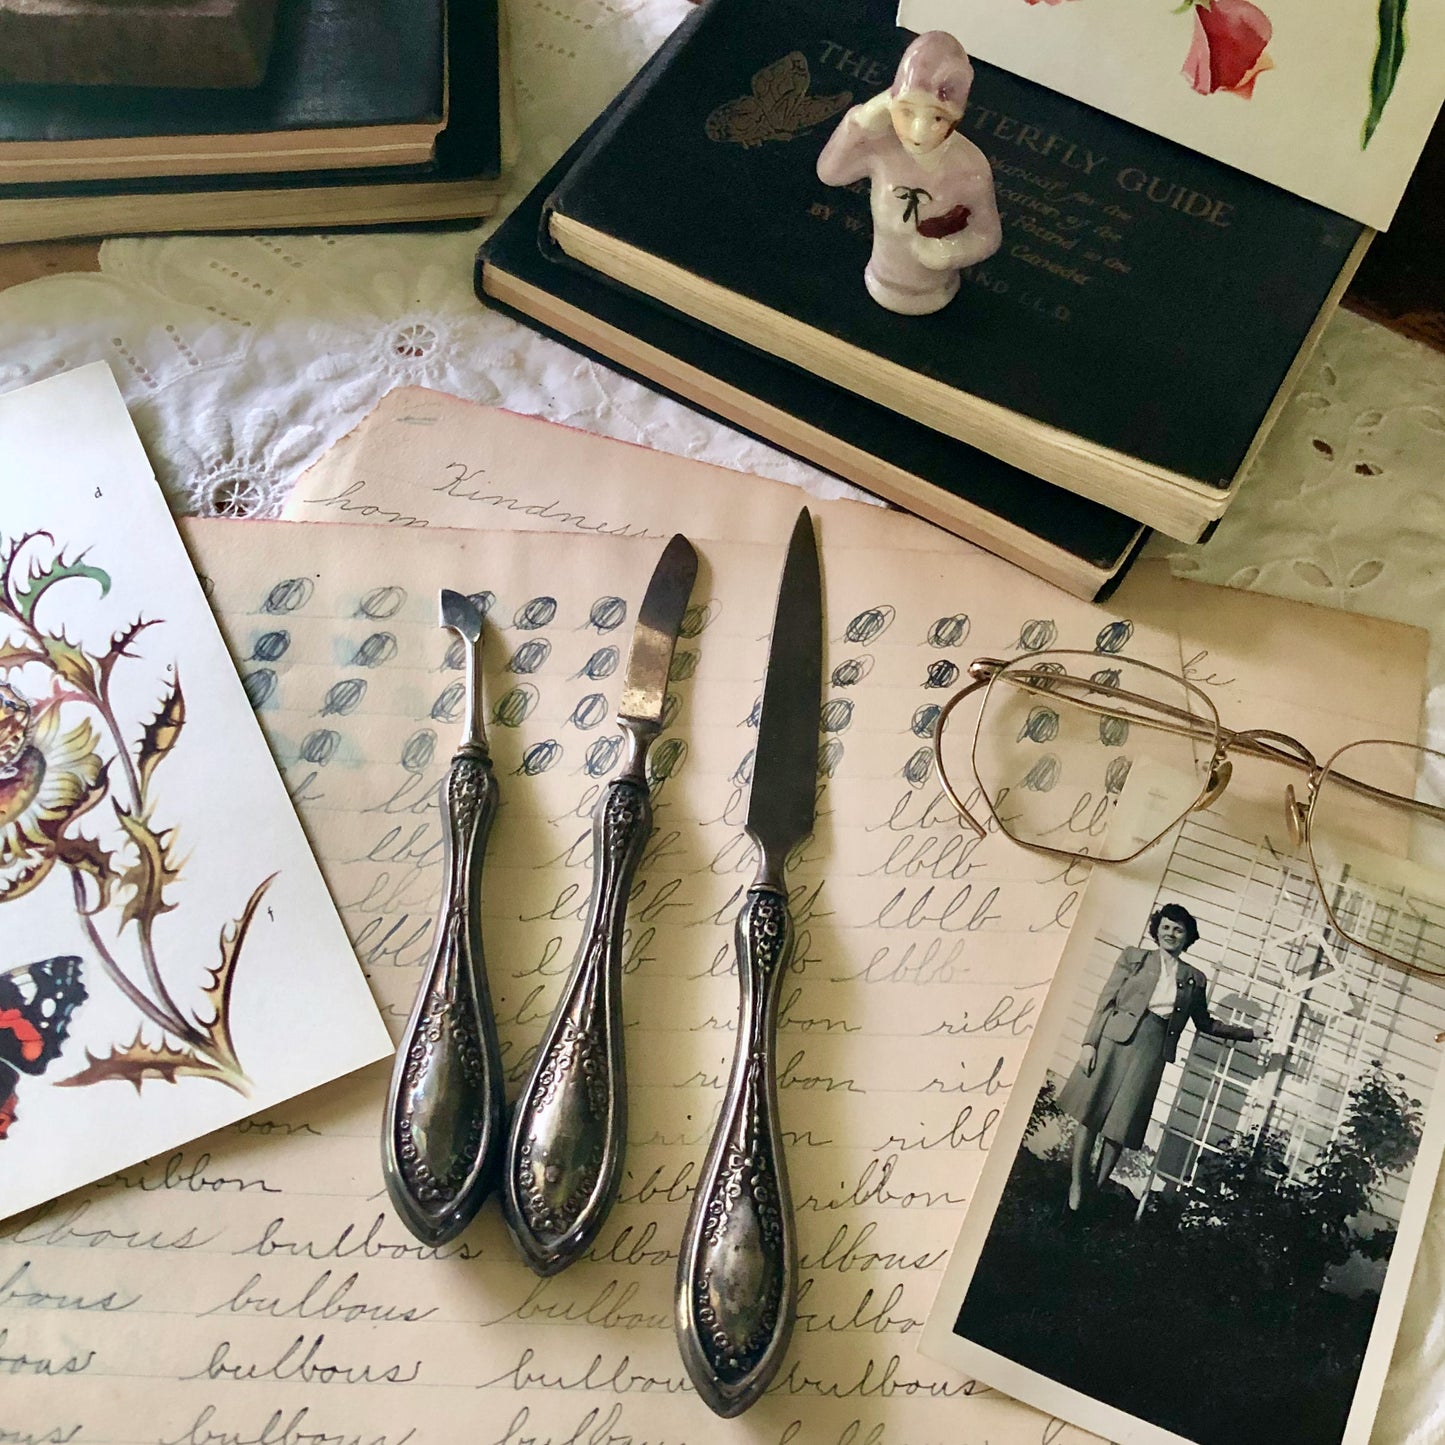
[{"x1": 705, "y1": 52, "x2": 852, "y2": 147}]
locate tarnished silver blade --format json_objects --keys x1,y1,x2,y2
[
  {"x1": 746, "y1": 509, "x2": 821, "y2": 862},
  {"x1": 440, "y1": 588, "x2": 483, "y2": 641},
  {"x1": 439, "y1": 589, "x2": 486, "y2": 750},
  {"x1": 618, "y1": 534, "x2": 699, "y2": 727}
]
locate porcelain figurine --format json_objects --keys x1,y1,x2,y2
[{"x1": 816, "y1": 30, "x2": 1001, "y2": 315}]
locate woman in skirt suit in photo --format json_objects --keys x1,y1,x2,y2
[{"x1": 1058, "y1": 902, "x2": 1258, "y2": 1216}]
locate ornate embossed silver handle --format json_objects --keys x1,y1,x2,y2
[
  {"x1": 501, "y1": 770, "x2": 652, "y2": 1274},
  {"x1": 675, "y1": 884, "x2": 797, "y2": 1418},
  {"x1": 382, "y1": 743, "x2": 505, "y2": 1245}
]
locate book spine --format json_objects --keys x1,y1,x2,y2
[{"x1": 538, "y1": 0, "x2": 719, "y2": 260}]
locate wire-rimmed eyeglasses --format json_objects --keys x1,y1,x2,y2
[{"x1": 932, "y1": 650, "x2": 1445, "y2": 982}]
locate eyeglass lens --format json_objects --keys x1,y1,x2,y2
[
  {"x1": 1310, "y1": 740, "x2": 1445, "y2": 977},
  {"x1": 959, "y1": 652, "x2": 1220, "y2": 863}
]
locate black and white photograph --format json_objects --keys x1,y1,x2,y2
[{"x1": 922, "y1": 770, "x2": 1445, "y2": 1445}]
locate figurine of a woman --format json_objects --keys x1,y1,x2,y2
[{"x1": 816, "y1": 31, "x2": 1001, "y2": 315}]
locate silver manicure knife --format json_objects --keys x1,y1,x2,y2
[
  {"x1": 675, "y1": 508, "x2": 821, "y2": 1417},
  {"x1": 382, "y1": 589, "x2": 506, "y2": 1246},
  {"x1": 502, "y1": 533, "x2": 699, "y2": 1274}
]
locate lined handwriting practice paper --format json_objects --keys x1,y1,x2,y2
[
  {"x1": 1, "y1": 514, "x2": 1424, "y2": 1444},
  {"x1": 282, "y1": 385, "x2": 945, "y2": 553}
]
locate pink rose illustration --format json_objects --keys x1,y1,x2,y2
[{"x1": 1183, "y1": 0, "x2": 1274, "y2": 97}]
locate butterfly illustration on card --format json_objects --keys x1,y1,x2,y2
[
  {"x1": 705, "y1": 52, "x2": 852, "y2": 147},
  {"x1": 0, "y1": 955, "x2": 87, "y2": 1140}
]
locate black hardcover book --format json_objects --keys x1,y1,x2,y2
[
  {"x1": 538, "y1": 0, "x2": 1368, "y2": 542},
  {"x1": 0, "y1": 0, "x2": 503, "y2": 243},
  {"x1": 0, "y1": 0, "x2": 446, "y2": 183},
  {"x1": 476, "y1": 121, "x2": 1149, "y2": 602}
]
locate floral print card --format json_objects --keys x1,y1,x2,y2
[
  {"x1": 0, "y1": 363, "x2": 390, "y2": 1220},
  {"x1": 897, "y1": 0, "x2": 1445, "y2": 228}
]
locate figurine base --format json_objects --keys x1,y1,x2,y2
[{"x1": 864, "y1": 263, "x2": 959, "y2": 316}]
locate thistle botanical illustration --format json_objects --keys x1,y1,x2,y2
[{"x1": 0, "y1": 532, "x2": 273, "y2": 1114}]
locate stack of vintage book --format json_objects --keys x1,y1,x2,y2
[
  {"x1": 0, "y1": 0, "x2": 507, "y2": 242},
  {"x1": 475, "y1": 0, "x2": 1379, "y2": 599}
]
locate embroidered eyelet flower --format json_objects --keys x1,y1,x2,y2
[
  {"x1": 0, "y1": 700, "x2": 106, "y2": 903},
  {"x1": 153, "y1": 405, "x2": 318, "y2": 519}
]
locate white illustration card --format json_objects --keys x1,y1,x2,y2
[
  {"x1": 922, "y1": 763, "x2": 1445, "y2": 1445},
  {"x1": 0, "y1": 364, "x2": 390, "y2": 1219},
  {"x1": 898, "y1": 0, "x2": 1445, "y2": 228}
]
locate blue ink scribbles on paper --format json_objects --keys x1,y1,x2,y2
[
  {"x1": 927, "y1": 614, "x2": 971, "y2": 649},
  {"x1": 1022, "y1": 755, "x2": 1061, "y2": 791},
  {"x1": 243, "y1": 669, "x2": 277, "y2": 710},
  {"x1": 845, "y1": 605, "x2": 895, "y2": 645},
  {"x1": 586, "y1": 736, "x2": 623, "y2": 778},
  {"x1": 251, "y1": 629, "x2": 290, "y2": 662},
  {"x1": 820, "y1": 700, "x2": 854, "y2": 733},
  {"x1": 831, "y1": 656, "x2": 874, "y2": 687},
  {"x1": 1019, "y1": 707, "x2": 1059, "y2": 744},
  {"x1": 516, "y1": 597, "x2": 558, "y2": 630},
  {"x1": 321, "y1": 679, "x2": 367, "y2": 717},
  {"x1": 520, "y1": 741, "x2": 562, "y2": 776},
  {"x1": 820, "y1": 739, "x2": 845, "y2": 778},
  {"x1": 508, "y1": 639, "x2": 552, "y2": 674},
  {"x1": 668, "y1": 651, "x2": 699, "y2": 683},
  {"x1": 1095, "y1": 620, "x2": 1133, "y2": 654},
  {"x1": 402, "y1": 729, "x2": 437, "y2": 774},
  {"x1": 924, "y1": 660, "x2": 959, "y2": 690},
  {"x1": 1017, "y1": 619, "x2": 1057, "y2": 652},
  {"x1": 648, "y1": 738, "x2": 689, "y2": 790},
  {"x1": 745, "y1": 696, "x2": 763, "y2": 728},
  {"x1": 580, "y1": 646, "x2": 619, "y2": 680},
  {"x1": 911, "y1": 704, "x2": 942, "y2": 739},
  {"x1": 1105, "y1": 756, "x2": 1132, "y2": 794},
  {"x1": 680, "y1": 601, "x2": 719, "y2": 638},
  {"x1": 1028, "y1": 659, "x2": 1067, "y2": 689},
  {"x1": 588, "y1": 597, "x2": 627, "y2": 633},
  {"x1": 443, "y1": 637, "x2": 466, "y2": 671},
  {"x1": 902, "y1": 747, "x2": 933, "y2": 787},
  {"x1": 1099, "y1": 715, "x2": 1130, "y2": 748},
  {"x1": 660, "y1": 692, "x2": 683, "y2": 732},
  {"x1": 263, "y1": 578, "x2": 314, "y2": 614},
  {"x1": 300, "y1": 729, "x2": 341, "y2": 766},
  {"x1": 494, "y1": 684, "x2": 539, "y2": 729},
  {"x1": 1090, "y1": 667, "x2": 1121, "y2": 689},
  {"x1": 432, "y1": 681, "x2": 465, "y2": 722},
  {"x1": 734, "y1": 748, "x2": 756, "y2": 788},
  {"x1": 358, "y1": 586, "x2": 406, "y2": 620},
  {"x1": 467, "y1": 590, "x2": 497, "y2": 620},
  {"x1": 352, "y1": 632, "x2": 398, "y2": 668},
  {"x1": 570, "y1": 694, "x2": 609, "y2": 731}
]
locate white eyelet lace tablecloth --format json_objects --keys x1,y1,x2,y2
[{"x1": 1, "y1": 2, "x2": 1442, "y2": 1439}]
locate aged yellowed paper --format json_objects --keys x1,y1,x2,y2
[{"x1": 0, "y1": 508, "x2": 1424, "y2": 1443}]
